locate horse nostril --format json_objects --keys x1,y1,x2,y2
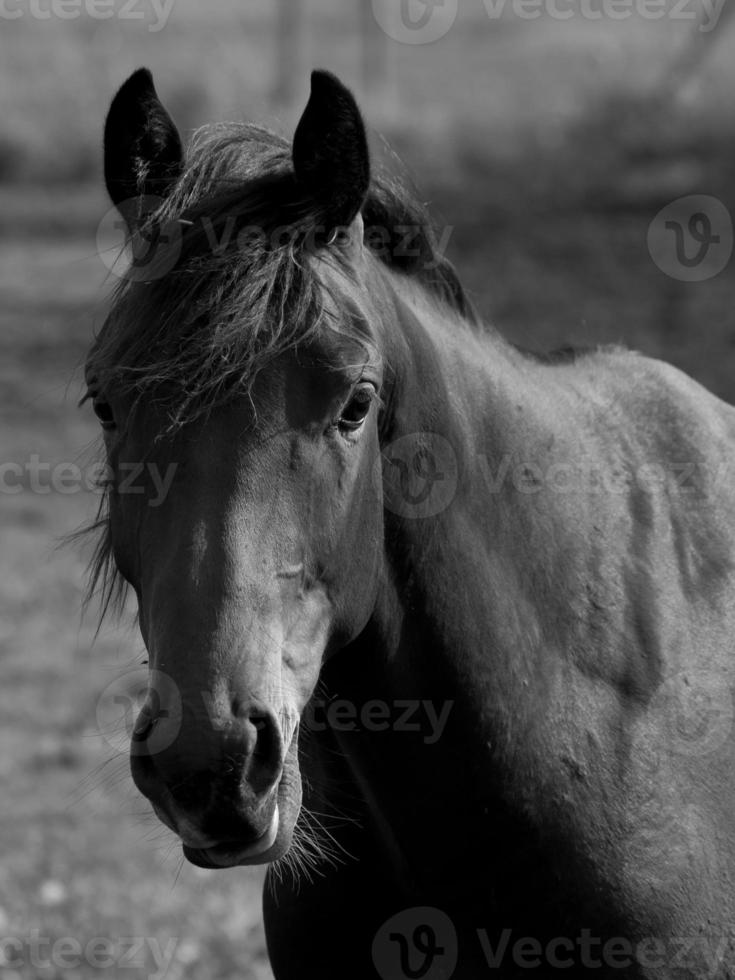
[
  {"x1": 229, "y1": 700, "x2": 283, "y2": 782},
  {"x1": 250, "y1": 708, "x2": 278, "y2": 759},
  {"x1": 236, "y1": 704, "x2": 283, "y2": 793}
]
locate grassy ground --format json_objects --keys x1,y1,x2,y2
[{"x1": 3, "y1": 4, "x2": 735, "y2": 979}]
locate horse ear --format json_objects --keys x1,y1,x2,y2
[
  {"x1": 104, "y1": 68, "x2": 183, "y2": 230},
  {"x1": 292, "y1": 70, "x2": 370, "y2": 234}
]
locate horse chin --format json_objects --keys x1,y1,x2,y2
[
  {"x1": 182, "y1": 805, "x2": 283, "y2": 869},
  {"x1": 181, "y1": 739, "x2": 302, "y2": 869}
]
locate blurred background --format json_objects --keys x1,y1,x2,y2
[{"x1": 2, "y1": 1, "x2": 735, "y2": 977}]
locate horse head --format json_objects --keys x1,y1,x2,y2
[{"x1": 88, "y1": 68, "x2": 391, "y2": 868}]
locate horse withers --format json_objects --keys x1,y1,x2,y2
[{"x1": 87, "y1": 67, "x2": 735, "y2": 978}]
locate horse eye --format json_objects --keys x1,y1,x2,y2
[
  {"x1": 93, "y1": 398, "x2": 116, "y2": 431},
  {"x1": 338, "y1": 386, "x2": 374, "y2": 431}
]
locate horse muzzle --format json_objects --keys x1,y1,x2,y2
[{"x1": 130, "y1": 691, "x2": 287, "y2": 867}]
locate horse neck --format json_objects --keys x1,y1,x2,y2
[{"x1": 369, "y1": 263, "x2": 577, "y2": 706}]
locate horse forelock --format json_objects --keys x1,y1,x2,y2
[{"x1": 88, "y1": 121, "x2": 476, "y2": 430}]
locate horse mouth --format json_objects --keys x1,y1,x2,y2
[{"x1": 182, "y1": 805, "x2": 280, "y2": 869}]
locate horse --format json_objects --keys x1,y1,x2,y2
[{"x1": 86, "y1": 66, "x2": 735, "y2": 978}]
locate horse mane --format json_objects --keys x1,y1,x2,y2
[{"x1": 82, "y1": 121, "x2": 478, "y2": 621}]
